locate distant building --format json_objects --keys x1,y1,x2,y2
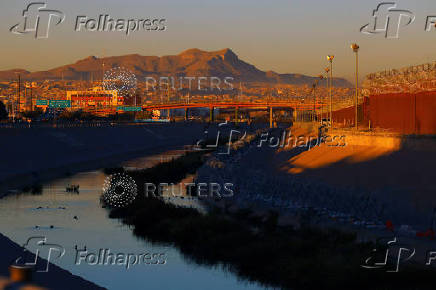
[
  {"x1": 0, "y1": 96, "x2": 9, "y2": 105},
  {"x1": 66, "y1": 87, "x2": 122, "y2": 110}
]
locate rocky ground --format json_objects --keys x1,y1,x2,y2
[{"x1": 194, "y1": 124, "x2": 436, "y2": 234}]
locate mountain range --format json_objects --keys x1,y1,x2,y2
[{"x1": 0, "y1": 48, "x2": 351, "y2": 87}]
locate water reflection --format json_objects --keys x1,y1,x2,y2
[{"x1": 0, "y1": 152, "x2": 270, "y2": 290}]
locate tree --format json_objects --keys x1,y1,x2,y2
[{"x1": 0, "y1": 101, "x2": 8, "y2": 120}]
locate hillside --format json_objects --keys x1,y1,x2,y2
[{"x1": 0, "y1": 48, "x2": 351, "y2": 87}]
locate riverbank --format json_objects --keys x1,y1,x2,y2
[
  {"x1": 190, "y1": 123, "x2": 436, "y2": 270},
  {"x1": 195, "y1": 123, "x2": 436, "y2": 226},
  {"x1": 0, "y1": 233, "x2": 105, "y2": 290},
  {"x1": 0, "y1": 123, "x2": 207, "y2": 290},
  {"x1": 0, "y1": 123, "x2": 212, "y2": 197},
  {"x1": 104, "y1": 149, "x2": 436, "y2": 289},
  {"x1": 0, "y1": 122, "x2": 266, "y2": 290}
]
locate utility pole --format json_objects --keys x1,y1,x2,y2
[
  {"x1": 167, "y1": 86, "x2": 170, "y2": 119},
  {"x1": 185, "y1": 91, "x2": 190, "y2": 121},
  {"x1": 351, "y1": 43, "x2": 360, "y2": 130},
  {"x1": 30, "y1": 83, "x2": 33, "y2": 111},
  {"x1": 312, "y1": 83, "x2": 316, "y2": 122},
  {"x1": 102, "y1": 61, "x2": 105, "y2": 87},
  {"x1": 24, "y1": 86, "x2": 27, "y2": 111},
  {"x1": 327, "y1": 55, "x2": 334, "y2": 127},
  {"x1": 239, "y1": 82, "x2": 242, "y2": 101},
  {"x1": 324, "y1": 67, "x2": 330, "y2": 125},
  {"x1": 17, "y1": 74, "x2": 21, "y2": 114}
]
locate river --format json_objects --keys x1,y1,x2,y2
[{"x1": 0, "y1": 150, "x2": 273, "y2": 290}]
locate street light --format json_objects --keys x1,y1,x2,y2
[
  {"x1": 312, "y1": 82, "x2": 316, "y2": 122},
  {"x1": 324, "y1": 67, "x2": 330, "y2": 125},
  {"x1": 351, "y1": 43, "x2": 360, "y2": 130},
  {"x1": 312, "y1": 75, "x2": 324, "y2": 123},
  {"x1": 317, "y1": 75, "x2": 324, "y2": 124},
  {"x1": 326, "y1": 55, "x2": 334, "y2": 127},
  {"x1": 14, "y1": 72, "x2": 21, "y2": 120}
]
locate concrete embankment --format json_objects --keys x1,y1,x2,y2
[
  {"x1": 0, "y1": 233, "x2": 105, "y2": 290},
  {"x1": 282, "y1": 126, "x2": 436, "y2": 224},
  {"x1": 195, "y1": 123, "x2": 436, "y2": 226},
  {"x1": 330, "y1": 129, "x2": 436, "y2": 151},
  {"x1": 0, "y1": 123, "x2": 207, "y2": 195}
]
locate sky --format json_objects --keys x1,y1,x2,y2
[{"x1": 1, "y1": 0, "x2": 436, "y2": 82}]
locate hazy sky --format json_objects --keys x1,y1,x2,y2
[{"x1": 1, "y1": 0, "x2": 436, "y2": 82}]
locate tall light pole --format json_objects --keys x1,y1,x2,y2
[
  {"x1": 30, "y1": 82, "x2": 33, "y2": 112},
  {"x1": 351, "y1": 43, "x2": 360, "y2": 130},
  {"x1": 317, "y1": 75, "x2": 324, "y2": 124},
  {"x1": 312, "y1": 75, "x2": 324, "y2": 123},
  {"x1": 13, "y1": 72, "x2": 21, "y2": 117},
  {"x1": 324, "y1": 67, "x2": 330, "y2": 125},
  {"x1": 312, "y1": 82, "x2": 316, "y2": 122},
  {"x1": 327, "y1": 55, "x2": 334, "y2": 127}
]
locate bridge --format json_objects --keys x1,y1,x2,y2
[{"x1": 142, "y1": 101, "x2": 326, "y2": 127}]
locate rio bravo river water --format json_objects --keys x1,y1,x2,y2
[{"x1": 0, "y1": 151, "x2": 272, "y2": 290}]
